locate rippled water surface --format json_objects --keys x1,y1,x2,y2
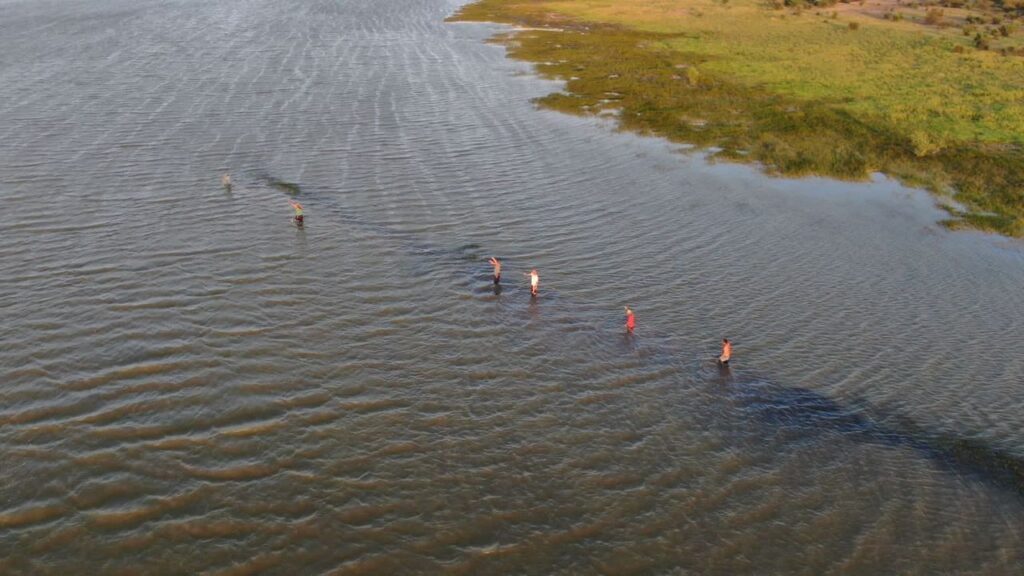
[{"x1": 2, "y1": 0, "x2": 1023, "y2": 573}]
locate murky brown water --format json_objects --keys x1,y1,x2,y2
[{"x1": 1, "y1": 0, "x2": 1023, "y2": 573}]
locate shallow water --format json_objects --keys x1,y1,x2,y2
[{"x1": 1, "y1": 0, "x2": 1023, "y2": 573}]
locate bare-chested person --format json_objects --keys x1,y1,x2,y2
[
  {"x1": 718, "y1": 338, "x2": 732, "y2": 365},
  {"x1": 525, "y1": 269, "x2": 539, "y2": 297},
  {"x1": 488, "y1": 257, "x2": 501, "y2": 285}
]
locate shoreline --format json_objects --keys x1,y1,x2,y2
[{"x1": 448, "y1": 0, "x2": 1024, "y2": 238}]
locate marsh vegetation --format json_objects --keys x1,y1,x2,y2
[{"x1": 451, "y1": 0, "x2": 1024, "y2": 236}]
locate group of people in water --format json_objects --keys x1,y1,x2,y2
[
  {"x1": 485, "y1": 258, "x2": 732, "y2": 365},
  {"x1": 488, "y1": 257, "x2": 540, "y2": 297},
  {"x1": 224, "y1": 174, "x2": 732, "y2": 366}
]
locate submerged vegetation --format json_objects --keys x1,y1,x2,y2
[
  {"x1": 449, "y1": 0, "x2": 1024, "y2": 236},
  {"x1": 265, "y1": 176, "x2": 302, "y2": 195}
]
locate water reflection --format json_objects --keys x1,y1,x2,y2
[{"x1": 0, "y1": 0, "x2": 1022, "y2": 572}]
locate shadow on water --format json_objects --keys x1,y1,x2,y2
[
  {"x1": 261, "y1": 174, "x2": 303, "y2": 196},
  {"x1": 254, "y1": 172, "x2": 572, "y2": 299},
  {"x1": 253, "y1": 172, "x2": 1024, "y2": 499},
  {"x1": 256, "y1": 173, "x2": 466, "y2": 254},
  {"x1": 721, "y1": 374, "x2": 1024, "y2": 498}
]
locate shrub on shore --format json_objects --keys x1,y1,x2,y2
[{"x1": 924, "y1": 8, "x2": 946, "y2": 26}]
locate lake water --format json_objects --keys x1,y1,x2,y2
[{"x1": 1, "y1": 0, "x2": 1023, "y2": 573}]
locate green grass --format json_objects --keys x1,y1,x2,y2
[{"x1": 450, "y1": 0, "x2": 1024, "y2": 237}]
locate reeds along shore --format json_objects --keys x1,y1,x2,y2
[{"x1": 449, "y1": 0, "x2": 1024, "y2": 238}]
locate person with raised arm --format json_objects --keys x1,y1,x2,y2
[
  {"x1": 488, "y1": 257, "x2": 501, "y2": 285},
  {"x1": 290, "y1": 200, "x2": 304, "y2": 225},
  {"x1": 525, "y1": 269, "x2": 539, "y2": 297}
]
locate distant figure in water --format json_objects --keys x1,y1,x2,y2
[
  {"x1": 221, "y1": 173, "x2": 232, "y2": 189},
  {"x1": 624, "y1": 306, "x2": 635, "y2": 332},
  {"x1": 718, "y1": 338, "x2": 732, "y2": 365},
  {"x1": 290, "y1": 200, "x2": 304, "y2": 225},
  {"x1": 525, "y1": 269, "x2": 539, "y2": 297},
  {"x1": 488, "y1": 257, "x2": 501, "y2": 284}
]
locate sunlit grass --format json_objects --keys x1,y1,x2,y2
[{"x1": 450, "y1": 0, "x2": 1024, "y2": 237}]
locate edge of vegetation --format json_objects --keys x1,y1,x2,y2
[{"x1": 448, "y1": 1, "x2": 1024, "y2": 238}]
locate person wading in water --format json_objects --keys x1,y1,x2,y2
[
  {"x1": 525, "y1": 269, "x2": 539, "y2": 297},
  {"x1": 624, "y1": 306, "x2": 636, "y2": 333},
  {"x1": 290, "y1": 201, "x2": 304, "y2": 225},
  {"x1": 718, "y1": 338, "x2": 732, "y2": 365},
  {"x1": 489, "y1": 257, "x2": 501, "y2": 285}
]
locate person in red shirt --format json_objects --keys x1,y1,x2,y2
[
  {"x1": 624, "y1": 306, "x2": 636, "y2": 332},
  {"x1": 718, "y1": 338, "x2": 732, "y2": 365}
]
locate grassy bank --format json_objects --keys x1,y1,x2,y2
[{"x1": 449, "y1": 0, "x2": 1024, "y2": 237}]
